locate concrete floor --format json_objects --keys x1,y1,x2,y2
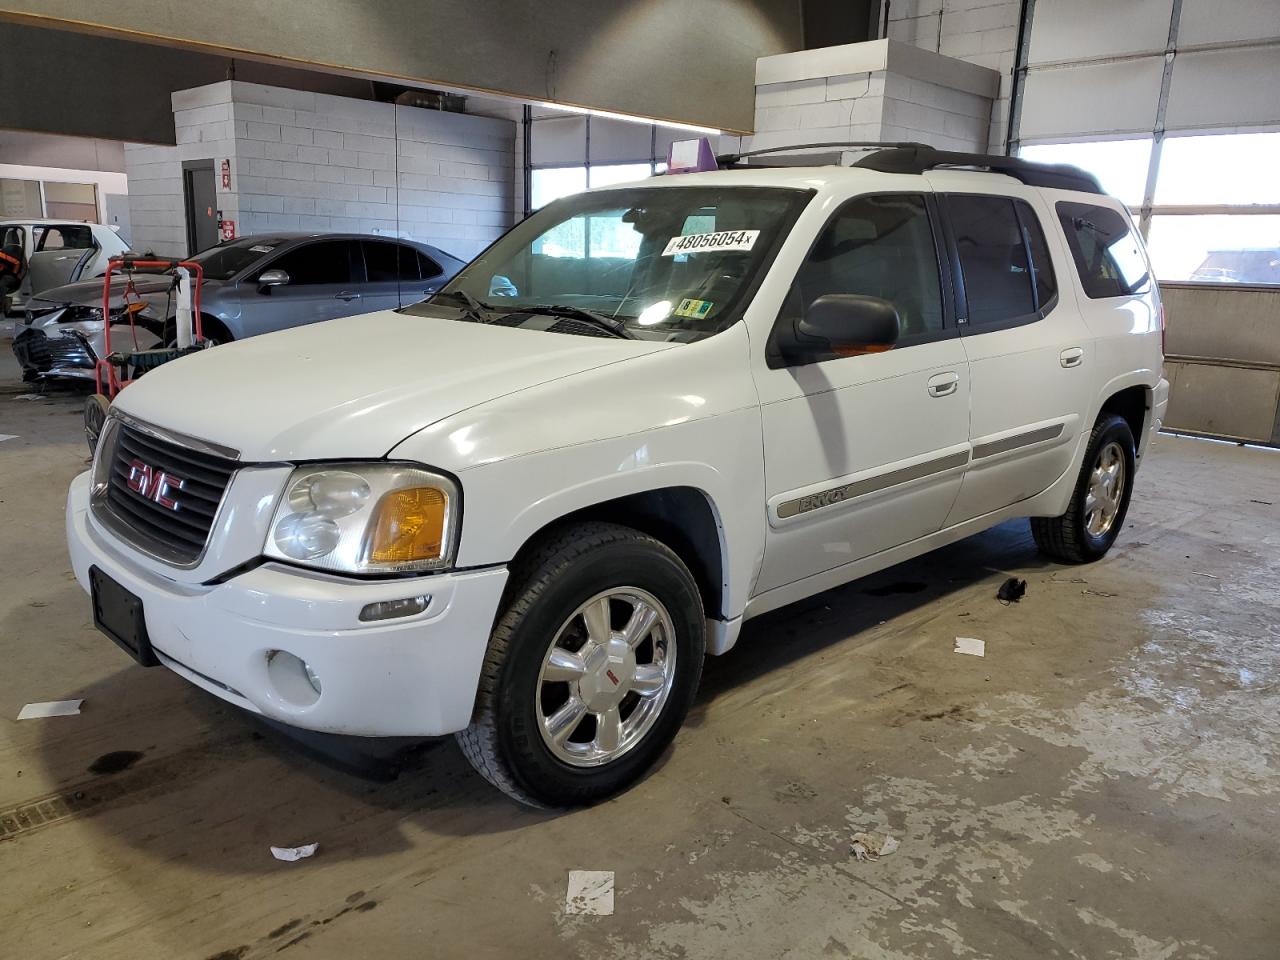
[{"x1": 1, "y1": 345, "x2": 1278, "y2": 960}]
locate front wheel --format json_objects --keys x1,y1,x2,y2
[
  {"x1": 456, "y1": 522, "x2": 705, "y2": 807},
  {"x1": 1031, "y1": 413, "x2": 1136, "y2": 563}
]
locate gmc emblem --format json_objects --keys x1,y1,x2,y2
[{"x1": 126, "y1": 458, "x2": 184, "y2": 510}]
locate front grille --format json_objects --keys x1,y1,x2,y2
[
  {"x1": 95, "y1": 418, "x2": 239, "y2": 565},
  {"x1": 46, "y1": 332, "x2": 95, "y2": 368}
]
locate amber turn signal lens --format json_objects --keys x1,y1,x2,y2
[{"x1": 366, "y1": 486, "x2": 448, "y2": 565}]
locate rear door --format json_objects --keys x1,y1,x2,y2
[
  {"x1": 28, "y1": 224, "x2": 97, "y2": 292},
  {"x1": 242, "y1": 239, "x2": 364, "y2": 333},
  {"x1": 933, "y1": 184, "x2": 1093, "y2": 524}
]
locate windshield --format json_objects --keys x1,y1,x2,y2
[
  {"x1": 410, "y1": 185, "x2": 811, "y2": 340},
  {"x1": 189, "y1": 236, "x2": 288, "y2": 281}
]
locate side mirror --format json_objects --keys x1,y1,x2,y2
[
  {"x1": 793, "y1": 294, "x2": 899, "y2": 359},
  {"x1": 257, "y1": 268, "x2": 289, "y2": 291}
]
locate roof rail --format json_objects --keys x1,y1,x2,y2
[
  {"x1": 853, "y1": 146, "x2": 1104, "y2": 194},
  {"x1": 716, "y1": 141, "x2": 931, "y2": 167}
]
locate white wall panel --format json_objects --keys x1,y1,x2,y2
[
  {"x1": 1019, "y1": 58, "x2": 1165, "y2": 139},
  {"x1": 588, "y1": 118, "x2": 653, "y2": 163},
  {"x1": 1027, "y1": 0, "x2": 1172, "y2": 64},
  {"x1": 1165, "y1": 46, "x2": 1280, "y2": 131},
  {"x1": 1178, "y1": 0, "x2": 1280, "y2": 46},
  {"x1": 529, "y1": 116, "x2": 586, "y2": 165}
]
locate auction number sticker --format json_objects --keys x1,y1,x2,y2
[{"x1": 662, "y1": 230, "x2": 760, "y2": 257}]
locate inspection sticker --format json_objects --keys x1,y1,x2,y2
[
  {"x1": 662, "y1": 229, "x2": 759, "y2": 257},
  {"x1": 674, "y1": 298, "x2": 713, "y2": 319}
]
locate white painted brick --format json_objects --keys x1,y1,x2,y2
[
  {"x1": 343, "y1": 133, "x2": 395, "y2": 154},
  {"x1": 945, "y1": 3, "x2": 1019, "y2": 34},
  {"x1": 244, "y1": 122, "x2": 282, "y2": 142},
  {"x1": 329, "y1": 148, "x2": 357, "y2": 166},
  {"x1": 343, "y1": 167, "x2": 374, "y2": 185},
  {"x1": 281, "y1": 126, "x2": 313, "y2": 146},
  {"x1": 373, "y1": 169, "x2": 396, "y2": 188},
  {"x1": 236, "y1": 139, "x2": 265, "y2": 159},
  {"x1": 171, "y1": 82, "x2": 232, "y2": 111},
  {"x1": 755, "y1": 79, "x2": 828, "y2": 108},
  {"x1": 754, "y1": 105, "x2": 803, "y2": 132},
  {"x1": 248, "y1": 194, "x2": 284, "y2": 213},
  {"x1": 358, "y1": 185, "x2": 387, "y2": 203},
  {"x1": 246, "y1": 158, "x2": 284, "y2": 178},
  {"x1": 799, "y1": 100, "x2": 854, "y2": 130},
  {"x1": 890, "y1": 13, "x2": 941, "y2": 46},
  {"x1": 297, "y1": 145, "x2": 329, "y2": 164},
  {"x1": 312, "y1": 129, "x2": 343, "y2": 148},
  {"x1": 314, "y1": 167, "x2": 345, "y2": 184},
  {"x1": 264, "y1": 142, "x2": 299, "y2": 161},
  {"x1": 233, "y1": 102, "x2": 263, "y2": 122},
  {"x1": 826, "y1": 72, "x2": 879, "y2": 101},
  {"x1": 281, "y1": 162, "x2": 316, "y2": 181},
  {"x1": 174, "y1": 103, "x2": 232, "y2": 127},
  {"x1": 261, "y1": 106, "x2": 296, "y2": 126},
  {"x1": 357, "y1": 152, "x2": 393, "y2": 171},
  {"x1": 295, "y1": 214, "x2": 332, "y2": 231},
  {"x1": 231, "y1": 82, "x2": 316, "y2": 112},
  {"x1": 283, "y1": 196, "x2": 315, "y2": 215},
  {"x1": 940, "y1": 29, "x2": 985, "y2": 58}
]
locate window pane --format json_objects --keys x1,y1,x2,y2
[
  {"x1": 1056, "y1": 201, "x2": 1150, "y2": 298},
  {"x1": 588, "y1": 163, "x2": 653, "y2": 188},
  {"x1": 947, "y1": 195, "x2": 1035, "y2": 324},
  {"x1": 363, "y1": 241, "x2": 413, "y2": 282},
  {"x1": 1147, "y1": 215, "x2": 1280, "y2": 284},
  {"x1": 1020, "y1": 139, "x2": 1153, "y2": 206},
  {"x1": 792, "y1": 194, "x2": 943, "y2": 341},
  {"x1": 1017, "y1": 201, "x2": 1057, "y2": 308},
  {"x1": 531, "y1": 167, "x2": 586, "y2": 209},
  {"x1": 1155, "y1": 132, "x2": 1280, "y2": 206},
  {"x1": 267, "y1": 241, "x2": 355, "y2": 285},
  {"x1": 0, "y1": 179, "x2": 42, "y2": 218}
]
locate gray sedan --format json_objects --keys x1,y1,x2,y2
[{"x1": 12, "y1": 232, "x2": 465, "y2": 382}]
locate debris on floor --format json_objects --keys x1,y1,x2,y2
[
  {"x1": 12, "y1": 393, "x2": 44, "y2": 401},
  {"x1": 1192, "y1": 571, "x2": 1221, "y2": 580},
  {"x1": 270, "y1": 843, "x2": 319, "y2": 862},
  {"x1": 1249, "y1": 498, "x2": 1273, "y2": 505},
  {"x1": 16, "y1": 699, "x2": 83, "y2": 720},
  {"x1": 565, "y1": 870, "x2": 614, "y2": 916},
  {"x1": 1082, "y1": 588, "x2": 1119, "y2": 598},
  {"x1": 0, "y1": 434, "x2": 17, "y2": 442},
  {"x1": 996, "y1": 577, "x2": 1027, "y2": 604},
  {"x1": 851, "y1": 831, "x2": 900, "y2": 862},
  {"x1": 954, "y1": 637, "x2": 985, "y2": 657}
]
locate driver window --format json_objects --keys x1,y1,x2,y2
[{"x1": 785, "y1": 193, "x2": 944, "y2": 346}]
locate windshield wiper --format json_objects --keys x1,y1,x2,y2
[
  {"x1": 431, "y1": 288, "x2": 492, "y2": 324},
  {"x1": 524, "y1": 304, "x2": 636, "y2": 339}
]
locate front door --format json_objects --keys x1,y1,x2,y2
[
  {"x1": 243, "y1": 239, "x2": 364, "y2": 335},
  {"x1": 932, "y1": 187, "x2": 1094, "y2": 525},
  {"x1": 753, "y1": 193, "x2": 971, "y2": 597}
]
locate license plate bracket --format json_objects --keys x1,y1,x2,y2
[{"x1": 90, "y1": 565, "x2": 158, "y2": 667}]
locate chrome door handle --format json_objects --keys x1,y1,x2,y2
[
  {"x1": 1060, "y1": 347, "x2": 1084, "y2": 368},
  {"x1": 336, "y1": 291, "x2": 362, "y2": 302},
  {"x1": 927, "y1": 371, "x2": 960, "y2": 398}
]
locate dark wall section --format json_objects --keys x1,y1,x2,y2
[
  {"x1": 0, "y1": 0, "x2": 803, "y2": 134},
  {"x1": 0, "y1": 22, "x2": 376, "y2": 143}
]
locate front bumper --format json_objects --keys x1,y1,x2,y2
[
  {"x1": 1144, "y1": 376, "x2": 1170, "y2": 458},
  {"x1": 66, "y1": 472, "x2": 508, "y2": 737}
]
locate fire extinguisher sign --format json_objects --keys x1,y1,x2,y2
[{"x1": 219, "y1": 158, "x2": 231, "y2": 191}]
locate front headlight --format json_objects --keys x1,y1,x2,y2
[{"x1": 264, "y1": 463, "x2": 460, "y2": 574}]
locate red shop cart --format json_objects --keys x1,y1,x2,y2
[{"x1": 84, "y1": 256, "x2": 206, "y2": 453}]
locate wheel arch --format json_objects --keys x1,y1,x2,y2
[{"x1": 501, "y1": 485, "x2": 729, "y2": 623}]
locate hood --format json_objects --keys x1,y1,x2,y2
[
  {"x1": 29, "y1": 275, "x2": 224, "y2": 313},
  {"x1": 112, "y1": 309, "x2": 674, "y2": 462}
]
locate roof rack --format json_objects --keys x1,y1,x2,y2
[
  {"x1": 716, "y1": 141, "x2": 931, "y2": 167},
  {"x1": 853, "y1": 146, "x2": 1103, "y2": 194}
]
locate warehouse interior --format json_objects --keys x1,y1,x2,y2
[{"x1": 1, "y1": 1, "x2": 1278, "y2": 957}]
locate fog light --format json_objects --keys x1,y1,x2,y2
[
  {"x1": 359, "y1": 595, "x2": 430, "y2": 622},
  {"x1": 265, "y1": 649, "x2": 321, "y2": 707}
]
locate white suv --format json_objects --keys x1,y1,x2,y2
[{"x1": 66, "y1": 146, "x2": 1168, "y2": 807}]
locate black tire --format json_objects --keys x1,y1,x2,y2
[
  {"x1": 1031, "y1": 413, "x2": 1136, "y2": 564},
  {"x1": 456, "y1": 521, "x2": 705, "y2": 807},
  {"x1": 84, "y1": 393, "x2": 111, "y2": 456}
]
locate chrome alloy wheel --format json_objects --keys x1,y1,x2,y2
[
  {"x1": 1085, "y1": 440, "x2": 1126, "y2": 537},
  {"x1": 536, "y1": 588, "x2": 677, "y2": 768}
]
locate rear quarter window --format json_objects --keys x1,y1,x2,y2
[{"x1": 1056, "y1": 201, "x2": 1150, "y2": 299}]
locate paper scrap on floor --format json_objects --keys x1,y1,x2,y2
[
  {"x1": 851, "y1": 831, "x2": 900, "y2": 862},
  {"x1": 270, "y1": 843, "x2": 319, "y2": 862},
  {"x1": 565, "y1": 870, "x2": 614, "y2": 916},
  {"x1": 0, "y1": 434, "x2": 18, "y2": 442},
  {"x1": 17, "y1": 699, "x2": 83, "y2": 720},
  {"x1": 954, "y1": 636, "x2": 985, "y2": 657}
]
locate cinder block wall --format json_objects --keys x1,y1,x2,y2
[
  {"x1": 125, "y1": 81, "x2": 516, "y2": 259},
  {"x1": 887, "y1": 0, "x2": 1022, "y2": 151}
]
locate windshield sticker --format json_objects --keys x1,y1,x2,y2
[
  {"x1": 249, "y1": 245, "x2": 275, "y2": 253},
  {"x1": 674, "y1": 298, "x2": 713, "y2": 319},
  {"x1": 662, "y1": 230, "x2": 759, "y2": 257}
]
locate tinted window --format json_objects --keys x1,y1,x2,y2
[
  {"x1": 363, "y1": 241, "x2": 420, "y2": 282},
  {"x1": 1019, "y1": 202, "x2": 1057, "y2": 308},
  {"x1": 787, "y1": 193, "x2": 944, "y2": 344},
  {"x1": 1057, "y1": 201, "x2": 1149, "y2": 298},
  {"x1": 417, "y1": 250, "x2": 443, "y2": 279},
  {"x1": 264, "y1": 240, "x2": 358, "y2": 285},
  {"x1": 946, "y1": 195, "x2": 1037, "y2": 325},
  {"x1": 191, "y1": 237, "x2": 287, "y2": 281}
]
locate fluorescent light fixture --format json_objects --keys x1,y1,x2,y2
[{"x1": 534, "y1": 101, "x2": 720, "y2": 136}]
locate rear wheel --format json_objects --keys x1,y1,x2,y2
[
  {"x1": 1031, "y1": 413, "x2": 1135, "y2": 563},
  {"x1": 456, "y1": 522, "x2": 705, "y2": 807}
]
